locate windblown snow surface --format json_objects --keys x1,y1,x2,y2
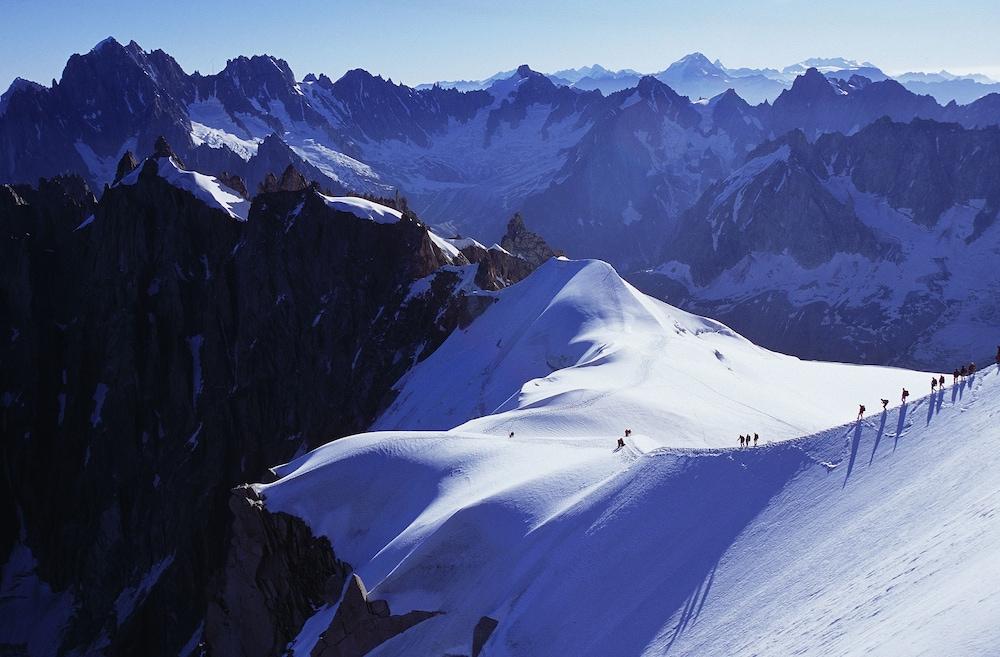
[{"x1": 259, "y1": 258, "x2": 1000, "y2": 657}]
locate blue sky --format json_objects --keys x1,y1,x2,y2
[{"x1": 2, "y1": 0, "x2": 999, "y2": 91}]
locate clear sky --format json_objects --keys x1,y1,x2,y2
[{"x1": 2, "y1": 0, "x2": 999, "y2": 91}]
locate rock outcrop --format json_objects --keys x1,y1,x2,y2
[
  {"x1": 259, "y1": 164, "x2": 310, "y2": 194},
  {"x1": 499, "y1": 213, "x2": 556, "y2": 267},
  {"x1": 311, "y1": 574, "x2": 440, "y2": 657},
  {"x1": 218, "y1": 172, "x2": 249, "y2": 199},
  {"x1": 113, "y1": 150, "x2": 138, "y2": 185},
  {"x1": 471, "y1": 616, "x2": 499, "y2": 657},
  {"x1": 205, "y1": 486, "x2": 350, "y2": 657}
]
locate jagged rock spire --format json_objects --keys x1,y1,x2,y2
[
  {"x1": 113, "y1": 151, "x2": 137, "y2": 185},
  {"x1": 259, "y1": 164, "x2": 309, "y2": 193},
  {"x1": 500, "y1": 212, "x2": 557, "y2": 266},
  {"x1": 153, "y1": 135, "x2": 174, "y2": 159},
  {"x1": 150, "y1": 136, "x2": 186, "y2": 169},
  {"x1": 218, "y1": 172, "x2": 249, "y2": 199}
]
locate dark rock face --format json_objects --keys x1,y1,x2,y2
[
  {"x1": 191, "y1": 54, "x2": 326, "y2": 135},
  {"x1": 769, "y1": 68, "x2": 944, "y2": 138},
  {"x1": 259, "y1": 164, "x2": 309, "y2": 193},
  {"x1": 471, "y1": 616, "x2": 499, "y2": 657},
  {"x1": 0, "y1": 158, "x2": 532, "y2": 656},
  {"x1": 483, "y1": 66, "x2": 601, "y2": 147},
  {"x1": 461, "y1": 243, "x2": 535, "y2": 291},
  {"x1": 153, "y1": 135, "x2": 176, "y2": 159},
  {"x1": 205, "y1": 486, "x2": 349, "y2": 657},
  {"x1": 816, "y1": 118, "x2": 1000, "y2": 229},
  {"x1": 517, "y1": 76, "x2": 750, "y2": 269},
  {"x1": 499, "y1": 213, "x2": 556, "y2": 268},
  {"x1": 310, "y1": 574, "x2": 440, "y2": 657},
  {"x1": 245, "y1": 134, "x2": 347, "y2": 196},
  {"x1": 667, "y1": 130, "x2": 881, "y2": 284},
  {"x1": 218, "y1": 172, "x2": 249, "y2": 199},
  {"x1": 314, "y1": 69, "x2": 493, "y2": 148},
  {"x1": 0, "y1": 38, "x2": 193, "y2": 189},
  {"x1": 113, "y1": 151, "x2": 138, "y2": 185}
]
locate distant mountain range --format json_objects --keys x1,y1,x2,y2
[
  {"x1": 3, "y1": 40, "x2": 998, "y2": 268},
  {"x1": 420, "y1": 53, "x2": 1000, "y2": 105},
  {"x1": 2, "y1": 37, "x2": 999, "y2": 370}
]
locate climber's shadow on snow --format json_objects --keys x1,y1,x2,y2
[
  {"x1": 869, "y1": 411, "x2": 887, "y2": 465},
  {"x1": 546, "y1": 448, "x2": 811, "y2": 656},
  {"x1": 664, "y1": 562, "x2": 717, "y2": 652},
  {"x1": 927, "y1": 387, "x2": 947, "y2": 425},
  {"x1": 894, "y1": 402, "x2": 908, "y2": 451},
  {"x1": 843, "y1": 422, "x2": 863, "y2": 487}
]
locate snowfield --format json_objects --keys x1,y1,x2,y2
[
  {"x1": 251, "y1": 258, "x2": 998, "y2": 656},
  {"x1": 376, "y1": 258, "x2": 930, "y2": 446},
  {"x1": 263, "y1": 370, "x2": 1000, "y2": 657}
]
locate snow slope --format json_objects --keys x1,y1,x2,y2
[
  {"x1": 263, "y1": 362, "x2": 1000, "y2": 657},
  {"x1": 118, "y1": 157, "x2": 250, "y2": 221},
  {"x1": 375, "y1": 258, "x2": 930, "y2": 447},
  {"x1": 317, "y1": 193, "x2": 402, "y2": 224}
]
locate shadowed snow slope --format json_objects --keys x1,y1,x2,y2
[
  {"x1": 375, "y1": 258, "x2": 929, "y2": 447},
  {"x1": 263, "y1": 367, "x2": 1000, "y2": 657}
]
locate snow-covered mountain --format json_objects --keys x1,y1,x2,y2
[
  {"x1": 375, "y1": 258, "x2": 928, "y2": 443},
  {"x1": 3, "y1": 38, "x2": 999, "y2": 271},
  {"x1": 654, "y1": 53, "x2": 787, "y2": 104},
  {"x1": 419, "y1": 55, "x2": 1000, "y2": 105},
  {"x1": 637, "y1": 118, "x2": 1000, "y2": 368},
  {"x1": 781, "y1": 57, "x2": 887, "y2": 81},
  {"x1": 2, "y1": 39, "x2": 999, "y2": 366},
  {"x1": 238, "y1": 256, "x2": 998, "y2": 657},
  {"x1": 516, "y1": 77, "x2": 769, "y2": 266}
]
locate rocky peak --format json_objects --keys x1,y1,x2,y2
[
  {"x1": 664, "y1": 52, "x2": 724, "y2": 78},
  {"x1": 331, "y1": 68, "x2": 386, "y2": 95},
  {"x1": 786, "y1": 67, "x2": 838, "y2": 100},
  {"x1": 113, "y1": 151, "x2": 138, "y2": 184},
  {"x1": 635, "y1": 74, "x2": 667, "y2": 96},
  {"x1": 153, "y1": 135, "x2": 175, "y2": 159},
  {"x1": 500, "y1": 212, "x2": 557, "y2": 266},
  {"x1": 516, "y1": 64, "x2": 538, "y2": 78},
  {"x1": 0, "y1": 77, "x2": 45, "y2": 115},
  {"x1": 259, "y1": 164, "x2": 309, "y2": 193},
  {"x1": 220, "y1": 54, "x2": 296, "y2": 87},
  {"x1": 65, "y1": 37, "x2": 188, "y2": 98},
  {"x1": 218, "y1": 172, "x2": 249, "y2": 199},
  {"x1": 278, "y1": 164, "x2": 309, "y2": 192},
  {"x1": 494, "y1": 65, "x2": 557, "y2": 99}
]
